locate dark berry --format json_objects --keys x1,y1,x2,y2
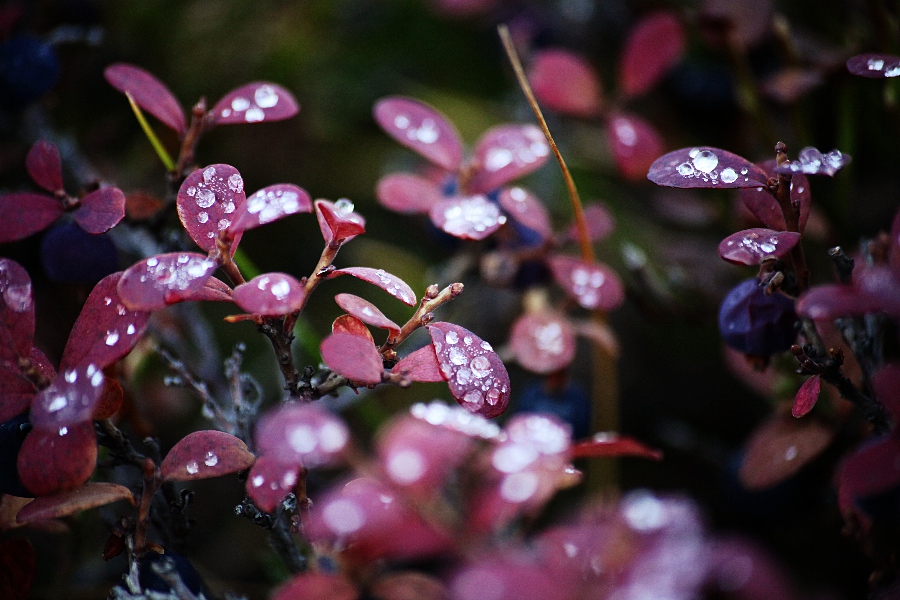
[
  {"x1": 0, "y1": 414, "x2": 33, "y2": 498},
  {"x1": 0, "y1": 35, "x2": 59, "y2": 108},
  {"x1": 114, "y1": 551, "x2": 207, "y2": 597},
  {"x1": 40, "y1": 222, "x2": 119, "y2": 283},
  {"x1": 718, "y1": 278, "x2": 798, "y2": 356},
  {"x1": 516, "y1": 379, "x2": 590, "y2": 439}
]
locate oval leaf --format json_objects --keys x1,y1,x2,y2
[
  {"x1": 529, "y1": 49, "x2": 602, "y2": 118},
  {"x1": 468, "y1": 124, "x2": 550, "y2": 194},
  {"x1": 327, "y1": 266, "x2": 416, "y2": 306},
  {"x1": 393, "y1": 345, "x2": 444, "y2": 383},
  {"x1": 16, "y1": 482, "x2": 134, "y2": 524},
  {"x1": 839, "y1": 436, "x2": 900, "y2": 508},
  {"x1": 0, "y1": 193, "x2": 64, "y2": 243},
  {"x1": 210, "y1": 82, "x2": 299, "y2": 125},
  {"x1": 72, "y1": 187, "x2": 125, "y2": 234},
  {"x1": 160, "y1": 430, "x2": 255, "y2": 482},
  {"x1": 572, "y1": 433, "x2": 663, "y2": 460},
  {"x1": 606, "y1": 112, "x2": 665, "y2": 181},
  {"x1": 184, "y1": 276, "x2": 234, "y2": 303},
  {"x1": 30, "y1": 363, "x2": 106, "y2": 430},
  {"x1": 547, "y1": 254, "x2": 625, "y2": 311},
  {"x1": 718, "y1": 228, "x2": 800, "y2": 265},
  {"x1": 738, "y1": 160, "x2": 810, "y2": 232},
  {"x1": 376, "y1": 173, "x2": 443, "y2": 215},
  {"x1": 796, "y1": 284, "x2": 882, "y2": 320},
  {"x1": 334, "y1": 293, "x2": 400, "y2": 338},
  {"x1": 25, "y1": 140, "x2": 63, "y2": 193},
  {"x1": 791, "y1": 375, "x2": 820, "y2": 418},
  {"x1": 647, "y1": 147, "x2": 768, "y2": 189},
  {"x1": 272, "y1": 573, "x2": 359, "y2": 600},
  {"x1": 618, "y1": 11, "x2": 686, "y2": 98},
  {"x1": 498, "y1": 187, "x2": 552, "y2": 242},
  {"x1": 846, "y1": 53, "x2": 900, "y2": 78},
  {"x1": 233, "y1": 273, "x2": 306, "y2": 315},
  {"x1": 315, "y1": 199, "x2": 366, "y2": 246},
  {"x1": 17, "y1": 421, "x2": 98, "y2": 496},
  {"x1": 177, "y1": 164, "x2": 247, "y2": 252},
  {"x1": 773, "y1": 147, "x2": 851, "y2": 177},
  {"x1": 92, "y1": 377, "x2": 123, "y2": 421},
  {"x1": 256, "y1": 402, "x2": 350, "y2": 468},
  {"x1": 104, "y1": 63, "x2": 186, "y2": 135},
  {"x1": 117, "y1": 253, "x2": 217, "y2": 312},
  {"x1": 566, "y1": 203, "x2": 615, "y2": 243},
  {"x1": 373, "y1": 96, "x2": 464, "y2": 172},
  {"x1": 332, "y1": 315, "x2": 375, "y2": 342},
  {"x1": 510, "y1": 311, "x2": 576, "y2": 374},
  {"x1": 246, "y1": 455, "x2": 301, "y2": 514},
  {"x1": 229, "y1": 183, "x2": 312, "y2": 234},
  {"x1": 0, "y1": 259, "x2": 34, "y2": 363},
  {"x1": 320, "y1": 333, "x2": 383, "y2": 385},
  {"x1": 430, "y1": 194, "x2": 507, "y2": 241}
]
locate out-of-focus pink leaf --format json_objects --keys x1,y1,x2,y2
[
  {"x1": 791, "y1": 375, "x2": 820, "y2": 418},
  {"x1": 0, "y1": 258, "x2": 34, "y2": 363},
  {"x1": 846, "y1": 53, "x2": 900, "y2": 78},
  {"x1": 509, "y1": 311, "x2": 576, "y2": 374},
  {"x1": 332, "y1": 315, "x2": 374, "y2": 342},
  {"x1": 334, "y1": 293, "x2": 399, "y2": 338},
  {"x1": 15, "y1": 482, "x2": 134, "y2": 524},
  {"x1": 773, "y1": 147, "x2": 851, "y2": 177},
  {"x1": 210, "y1": 82, "x2": 299, "y2": 125},
  {"x1": 17, "y1": 420, "x2": 98, "y2": 496},
  {"x1": 256, "y1": 402, "x2": 350, "y2": 468},
  {"x1": 839, "y1": 436, "x2": 900, "y2": 511},
  {"x1": 392, "y1": 345, "x2": 444, "y2": 383},
  {"x1": 468, "y1": 124, "x2": 550, "y2": 193},
  {"x1": 29, "y1": 363, "x2": 105, "y2": 430},
  {"x1": 547, "y1": 255, "x2": 625, "y2": 311},
  {"x1": 704, "y1": 538, "x2": 800, "y2": 600},
  {"x1": 246, "y1": 456, "x2": 301, "y2": 514},
  {"x1": 498, "y1": 187, "x2": 552, "y2": 241},
  {"x1": 796, "y1": 284, "x2": 882, "y2": 320},
  {"x1": 184, "y1": 277, "x2": 233, "y2": 303},
  {"x1": 718, "y1": 228, "x2": 800, "y2": 265},
  {"x1": 572, "y1": 433, "x2": 663, "y2": 460},
  {"x1": 528, "y1": 49, "x2": 602, "y2": 118},
  {"x1": 738, "y1": 160, "x2": 810, "y2": 232},
  {"x1": 373, "y1": 96, "x2": 464, "y2": 172},
  {"x1": 320, "y1": 333, "x2": 383, "y2": 385},
  {"x1": 566, "y1": 203, "x2": 615, "y2": 243},
  {"x1": 618, "y1": 11, "x2": 685, "y2": 98},
  {"x1": 160, "y1": 430, "x2": 255, "y2": 482},
  {"x1": 854, "y1": 264, "x2": 900, "y2": 316},
  {"x1": 376, "y1": 173, "x2": 443, "y2": 215},
  {"x1": 647, "y1": 147, "x2": 768, "y2": 189},
  {"x1": 327, "y1": 267, "x2": 416, "y2": 306},
  {"x1": 760, "y1": 68, "x2": 823, "y2": 103},
  {"x1": 104, "y1": 63, "x2": 186, "y2": 135},
  {"x1": 430, "y1": 195, "x2": 506, "y2": 241},
  {"x1": 229, "y1": 184, "x2": 312, "y2": 234},
  {"x1": 573, "y1": 318, "x2": 620, "y2": 358},
  {"x1": 315, "y1": 199, "x2": 366, "y2": 246},
  {"x1": 700, "y1": 0, "x2": 772, "y2": 48},
  {"x1": 272, "y1": 572, "x2": 359, "y2": 600},
  {"x1": 0, "y1": 193, "x2": 64, "y2": 243},
  {"x1": 177, "y1": 164, "x2": 247, "y2": 253},
  {"x1": 871, "y1": 363, "x2": 900, "y2": 419},
  {"x1": 429, "y1": 322, "x2": 510, "y2": 418},
  {"x1": 371, "y1": 572, "x2": 447, "y2": 600},
  {"x1": 117, "y1": 253, "x2": 217, "y2": 312},
  {"x1": 606, "y1": 112, "x2": 665, "y2": 181},
  {"x1": 25, "y1": 140, "x2": 63, "y2": 193},
  {"x1": 233, "y1": 273, "x2": 306, "y2": 316},
  {"x1": 73, "y1": 187, "x2": 125, "y2": 234}
]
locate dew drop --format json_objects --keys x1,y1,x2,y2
[
  {"x1": 196, "y1": 189, "x2": 216, "y2": 209},
  {"x1": 223, "y1": 201, "x2": 235, "y2": 214},
  {"x1": 203, "y1": 166, "x2": 217, "y2": 182},
  {"x1": 720, "y1": 167, "x2": 738, "y2": 183},
  {"x1": 463, "y1": 390, "x2": 484, "y2": 407},
  {"x1": 456, "y1": 368, "x2": 471, "y2": 385},
  {"x1": 127, "y1": 324, "x2": 136, "y2": 335},
  {"x1": 186, "y1": 461, "x2": 200, "y2": 475},
  {"x1": 414, "y1": 119, "x2": 439, "y2": 144},
  {"x1": 868, "y1": 58, "x2": 885, "y2": 71},
  {"x1": 470, "y1": 355, "x2": 491, "y2": 378},
  {"x1": 448, "y1": 346, "x2": 467, "y2": 366},
  {"x1": 334, "y1": 198, "x2": 354, "y2": 215},
  {"x1": 463, "y1": 336, "x2": 473, "y2": 345},
  {"x1": 204, "y1": 452, "x2": 219, "y2": 467},
  {"x1": 759, "y1": 242, "x2": 776, "y2": 253},
  {"x1": 47, "y1": 395, "x2": 67, "y2": 412},
  {"x1": 486, "y1": 388, "x2": 501, "y2": 405},
  {"x1": 691, "y1": 150, "x2": 718, "y2": 173},
  {"x1": 270, "y1": 279, "x2": 291, "y2": 300},
  {"x1": 676, "y1": 162, "x2": 695, "y2": 177},
  {"x1": 245, "y1": 107, "x2": 265, "y2": 122},
  {"x1": 105, "y1": 330, "x2": 119, "y2": 346},
  {"x1": 688, "y1": 148, "x2": 699, "y2": 158},
  {"x1": 231, "y1": 97, "x2": 250, "y2": 112},
  {"x1": 393, "y1": 115, "x2": 410, "y2": 129},
  {"x1": 254, "y1": 84, "x2": 279, "y2": 108},
  {"x1": 480, "y1": 341, "x2": 492, "y2": 351},
  {"x1": 252, "y1": 475, "x2": 265, "y2": 487},
  {"x1": 227, "y1": 173, "x2": 244, "y2": 193},
  {"x1": 197, "y1": 212, "x2": 209, "y2": 224},
  {"x1": 445, "y1": 330, "x2": 459, "y2": 344},
  {"x1": 218, "y1": 219, "x2": 231, "y2": 230}
]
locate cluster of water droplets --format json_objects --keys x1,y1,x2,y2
[
  {"x1": 866, "y1": 57, "x2": 900, "y2": 77},
  {"x1": 482, "y1": 128, "x2": 549, "y2": 173},
  {"x1": 373, "y1": 268, "x2": 411, "y2": 304},
  {"x1": 246, "y1": 187, "x2": 301, "y2": 224},
  {"x1": 255, "y1": 274, "x2": 292, "y2": 301},
  {"x1": 440, "y1": 195, "x2": 506, "y2": 237},
  {"x1": 393, "y1": 114, "x2": 440, "y2": 145},
  {"x1": 431, "y1": 326, "x2": 507, "y2": 414},
  {"x1": 0, "y1": 259, "x2": 32, "y2": 313},
  {"x1": 490, "y1": 413, "x2": 571, "y2": 504},
  {"x1": 138, "y1": 254, "x2": 216, "y2": 290},
  {"x1": 724, "y1": 231, "x2": 782, "y2": 257},
  {"x1": 34, "y1": 363, "x2": 104, "y2": 427},
  {"x1": 568, "y1": 265, "x2": 608, "y2": 309},
  {"x1": 532, "y1": 320, "x2": 566, "y2": 356},
  {"x1": 675, "y1": 148, "x2": 749, "y2": 185},
  {"x1": 183, "y1": 166, "x2": 244, "y2": 237},
  {"x1": 219, "y1": 84, "x2": 280, "y2": 122},
  {"x1": 778, "y1": 147, "x2": 849, "y2": 176},
  {"x1": 409, "y1": 401, "x2": 502, "y2": 440}
]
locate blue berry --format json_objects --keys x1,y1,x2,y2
[
  {"x1": 516, "y1": 379, "x2": 591, "y2": 439},
  {"x1": 0, "y1": 35, "x2": 60, "y2": 108},
  {"x1": 718, "y1": 278, "x2": 798, "y2": 356},
  {"x1": 40, "y1": 222, "x2": 119, "y2": 283}
]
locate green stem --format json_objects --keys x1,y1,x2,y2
[{"x1": 125, "y1": 92, "x2": 175, "y2": 172}]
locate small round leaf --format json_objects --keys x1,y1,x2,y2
[
  {"x1": 233, "y1": 273, "x2": 306, "y2": 316},
  {"x1": 334, "y1": 294, "x2": 400, "y2": 338},
  {"x1": 16, "y1": 482, "x2": 134, "y2": 524},
  {"x1": 246, "y1": 455, "x2": 302, "y2": 514},
  {"x1": 373, "y1": 96, "x2": 463, "y2": 172},
  {"x1": 791, "y1": 375, "x2": 820, "y2": 418},
  {"x1": 72, "y1": 187, "x2": 125, "y2": 234},
  {"x1": 256, "y1": 402, "x2": 350, "y2": 468},
  {"x1": 25, "y1": 140, "x2": 63, "y2": 193},
  {"x1": 618, "y1": 11, "x2": 685, "y2": 98},
  {"x1": 529, "y1": 49, "x2": 602, "y2": 118},
  {"x1": 376, "y1": 173, "x2": 443, "y2": 215},
  {"x1": 0, "y1": 193, "x2": 63, "y2": 243},
  {"x1": 117, "y1": 253, "x2": 218, "y2": 312},
  {"x1": 104, "y1": 63, "x2": 186, "y2": 135},
  {"x1": 606, "y1": 112, "x2": 665, "y2": 181},
  {"x1": 229, "y1": 184, "x2": 312, "y2": 234},
  {"x1": 176, "y1": 164, "x2": 247, "y2": 252},
  {"x1": 210, "y1": 82, "x2": 299, "y2": 125},
  {"x1": 17, "y1": 421, "x2": 98, "y2": 496},
  {"x1": 468, "y1": 124, "x2": 550, "y2": 194},
  {"x1": 327, "y1": 267, "x2": 416, "y2": 306},
  {"x1": 846, "y1": 53, "x2": 900, "y2": 78},
  {"x1": 647, "y1": 147, "x2": 768, "y2": 189},
  {"x1": 160, "y1": 430, "x2": 255, "y2": 482},
  {"x1": 320, "y1": 333, "x2": 383, "y2": 385},
  {"x1": 718, "y1": 228, "x2": 800, "y2": 265},
  {"x1": 0, "y1": 258, "x2": 34, "y2": 363},
  {"x1": 510, "y1": 311, "x2": 576, "y2": 374},
  {"x1": 547, "y1": 255, "x2": 625, "y2": 311},
  {"x1": 498, "y1": 187, "x2": 552, "y2": 242}
]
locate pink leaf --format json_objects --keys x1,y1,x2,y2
[
  {"x1": 853, "y1": 264, "x2": 900, "y2": 316},
  {"x1": 738, "y1": 160, "x2": 810, "y2": 231},
  {"x1": 0, "y1": 193, "x2": 64, "y2": 243},
  {"x1": 846, "y1": 53, "x2": 900, "y2": 78},
  {"x1": 211, "y1": 82, "x2": 299, "y2": 125},
  {"x1": 233, "y1": 273, "x2": 306, "y2": 315},
  {"x1": 334, "y1": 293, "x2": 399, "y2": 338},
  {"x1": 773, "y1": 147, "x2": 851, "y2": 177},
  {"x1": 509, "y1": 311, "x2": 576, "y2": 374},
  {"x1": 327, "y1": 267, "x2": 416, "y2": 306},
  {"x1": 272, "y1": 573, "x2": 359, "y2": 600},
  {"x1": 256, "y1": 402, "x2": 350, "y2": 468},
  {"x1": 618, "y1": 11, "x2": 686, "y2": 98},
  {"x1": 547, "y1": 254, "x2": 625, "y2": 311},
  {"x1": 791, "y1": 375, "x2": 820, "y2": 418},
  {"x1": 73, "y1": 187, "x2": 125, "y2": 234},
  {"x1": 160, "y1": 430, "x2": 255, "y2": 482},
  {"x1": 647, "y1": 147, "x2": 768, "y2": 189},
  {"x1": 184, "y1": 276, "x2": 233, "y2": 303},
  {"x1": 572, "y1": 433, "x2": 663, "y2": 460},
  {"x1": 16, "y1": 482, "x2": 134, "y2": 524},
  {"x1": 700, "y1": 0, "x2": 773, "y2": 48},
  {"x1": 0, "y1": 258, "x2": 34, "y2": 363},
  {"x1": 176, "y1": 164, "x2": 247, "y2": 253},
  {"x1": 430, "y1": 194, "x2": 506, "y2": 240},
  {"x1": 60, "y1": 272, "x2": 150, "y2": 371},
  {"x1": 468, "y1": 124, "x2": 550, "y2": 193},
  {"x1": 117, "y1": 253, "x2": 217, "y2": 312},
  {"x1": 606, "y1": 112, "x2": 665, "y2": 181},
  {"x1": 566, "y1": 203, "x2": 615, "y2": 243},
  {"x1": 498, "y1": 187, "x2": 552, "y2": 241},
  {"x1": 376, "y1": 173, "x2": 443, "y2": 214},
  {"x1": 229, "y1": 184, "x2": 312, "y2": 234},
  {"x1": 373, "y1": 96, "x2": 464, "y2": 172},
  {"x1": 320, "y1": 333, "x2": 383, "y2": 385},
  {"x1": 392, "y1": 345, "x2": 444, "y2": 383},
  {"x1": 246, "y1": 456, "x2": 301, "y2": 513},
  {"x1": 839, "y1": 436, "x2": 900, "y2": 509},
  {"x1": 528, "y1": 49, "x2": 602, "y2": 118},
  {"x1": 332, "y1": 315, "x2": 374, "y2": 342},
  {"x1": 796, "y1": 284, "x2": 883, "y2": 320},
  {"x1": 25, "y1": 140, "x2": 63, "y2": 193},
  {"x1": 429, "y1": 322, "x2": 510, "y2": 418},
  {"x1": 17, "y1": 421, "x2": 98, "y2": 496},
  {"x1": 29, "y1": 363, "x2": 106, "y2": 430},
  {"x1": 315, "y1": 199, "x2": 366, "y2": 246},
  {"x1": 718, "y1": 228, "x2": 800, "y2": 265},
  {"x1": 104, "y1": 63, "x2": 186, "y2": 135}
]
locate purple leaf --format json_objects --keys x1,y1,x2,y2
[
  {"x1": 791, "y1": 375, "x2": 820, "y2": 418},
  {"x1": 528, "y1": 49, "x2": 602, "y2": 118},
  {"x1": 796, "y1": 284, "x2": 882, "y2": 320},
  {"x1": 233, "y1": 273, "x2": 306, "y2": 316},
  {"x1": 0, "y1": 258, "x2": 34, "y2": 363},
  {"x1": 376, "y1": 173, "x2": 443, "y2": 214},
  {"x1": 320, "y1": 333, "x2": 384, "y2": 385},
  {"x1": 176, "y1": 164, "x2": 247, "y2": 253},
  {"x1": 428, "y1": 322, "x2": 510, "y2": 419},
  {"x1": 327, "y1": 267, "x2": 416, "y2": 306},
  {"x1": 15, "y1": 482, "x2": 134, "y2": 525},
  {"x1": 498, "y1": 187, "x2": 552, "y2": 241},
  {"x1": 315, "y1": 199, "x2": 365, "y2": 246},
  {"x1": 392, "y1": 345, "x2": 444, "y2": 383},
  {"x1": 606, "y1": 112, "x2": 665, "y2": 181},
  {"x1": 229, "y1": 184, "x2": 312, "y2": 234},
  {"x1": 332, "y1": 315, "x2": 375, "y2": 342},
  {"x1": 618, "y1": 11, "x2": 685, "y2": 98},
  {"x1": 25, "y1": 140, "x2": 63, "y2": 193},
  {"x1": 840, "y1": 436, "x2": 900, "y2": 508},
  {"x1": 738, "y1": 160, "x2": 810, "y2": 232},
  {"x1": 872, "y1": 364, "x2": 900, "y2": 422},
  {"x1": 0, "y1": 192, "x2": 64, "y2": 243},
  {"x1": 184, "y1": 277, "x2": 233, "y2": 303},
  {"x1": 256, "y1": 402, "x2": 350, "y2": 468},
  {"x1": 773, "y1": 147, "x2": 851, "y2": 177},
  {"x1": 117, "y1": 253, "x2": 217, "y2": 312},
  {"x1": 739, "y1": 412, "x2": 834, "y2": 490},
  {"x1": 30, "y1": 363, "x2": 106, "y2": 430},
  {"x1": 60, "y1": 272, "x2": 150, "y2": 371},
  {"x1": 334, "y1": 293, "x2": 400, "y2": 338},
  {"x1": 566, "y1": 203, "x2": 615, "y2": 243},
  {"x1": 572, "y1": 433, "x2": 663, "y2": 460},
  {"x1": 73, "y1": 187, "x2": 125, "y2": 234},
  {"x1": 846, "y1": 53, "x2": 900, "y2": 78},
  {"x1": 430, "y1": 194, "x2": 506, "y2": 241},
  {"x1": 17, "y1": 421, "x2": 98, "y2": 496},
  {"x1": 104, "y1": 63, "x2": 186, "y2": 136},
  {"x1": 547, "y1": 255, "x2": 625, "y2": 311},
  {"x1": 246, "y1": 456, "x2": 301, "y2": 513},
  {"x1": 718, "y1": 228, "x2": 801, "y2": 265},
  {"x1": 509, "y1": 311, "x2": 576, "y2": 374},
  {"x1": 468, "y1": 124, "x2": 550, "y2": 194},
  {"x1": 647, "y1": 147, "x2": 768, "y2": 189},
  {"x1": 0, "y1": 348, "x2": 54, "y2": 423},
  {"x1": 210, "y1": 82, "x2": 299, "y2": 125},
  {"x1": 853, "y1": 264, "x2": 900, "y2": 316},
  {"x1": 373, "y1": 96, "x2": 464, "y2": 172},
  {"x1": 160, "y1": 430, "x2": 255, "y2": 482}
]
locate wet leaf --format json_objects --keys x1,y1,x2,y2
[
  {"x1": 17, "y1": 420, "x2": 98, "y2": 496},
  {"x1": 647, "y1": 147, "x2": 768, "y2": 189},
  {"x1": 738, "y1": 160, "x2": 810, "y2": 232},
  {"x1": 229, "y1": 184, "x2": 312, "y2": 234},
  {"x1": 373, "y1": 96, "x2": 463, "y2": 172},
  {"x1": 0, "y1": 259, "x2": 34, "y2": 363},
  {"x1": 773, "y1": 147, "x2": 851, "y2": 177},
  {"x1": 430, "y1": 195, "x2": 506, "y2": 241},
  {"x1": 795, "y1": 284, "x2": 881, "y2": 320},
  {"x1": 315, "y1": 199, "x2": 366, "y2": 246},
  {"x1": 332, "y1": 315, "x2": 375, "y2": 342},
  {"x1": 92, "y1": 377, "x2": 123, "y2": 420},
  {"x1": 72, "y1": 187, "x2": 125, "y2": 234},
  {"x1": 256, "y1": 402, "x2": 350, "y2": 468},
  {"x1": 566, "y1": 203, "x2": 615, "y2": 243},
  {"x1": 104, "y1": 63, "x2": 186, "y2": 135},
  {"x1": 392, "y1": 346, "x2": 444, "y2": 383},
  {"x1": 0, "y1": 537, "x2": 34, "y2": 600},
  {"x1": 528, "y1": 49, "x2": 602, "y2": 118},
  {"x1": 498, "y1": 187, "x2": 552, "y2": 241},
  {"x1": 272, "y1": 572, "x2": 359, "y2": 600},
  {"x1": 246, "y1": 455, "x2": 301, "y2": 513},
  {"x1": 0, "y1": 193, "x2": 64, "y2": 243},
  {"x1": 233, "y1": 273, "x2": 306, "y2": 316},
  {"x1": 185, "y1": 276, "x2": 233, "y2": 303},
  {"x1": 572, "y1": 433, "x2": 663, "y2": 460},
  {"x1": 718, "y1": 228, "x2": 800, "y2": 265},
  {"x1": 327, "y1": 267, "x2": 416, "y2": 306},
  {"x1": 177, "y1": 164, "x2": 247, "y2": 253},
  {"x1": 606, "y1": 112, "x2": 665, "y2": 181},
  {"x1": 547, "y1": 255, "x2": 625, "y2": 311},
  {"x1": 320, "y1": 333, "x2": 383, "y2": 385},
  {"x1": 468, "y1": 124, "x2": 550, "y2": 194},
  {"x1": 117, "y1": 253, "x2": 217, "y2": 312},
  {"x1": 334, "y1": 294, "x2": 400, "y2": 338},
  {"x1": 376, "y1": 173, "x2": 443, "y2": 214},
  {"x1": 509, "y1": 311, "x2": 576, "y2": 374},
  {"x1": 160, "y1": 430, "x2": 255, "y2": 482},
  {"x1": 15, "y1": 482, "x2": 134, "y2": 524},
  {"x1": 25, "y1": 140, "x2": 62, "y2": 193},
  {"x1": 791, "y1": 375, "x2": 820, "y2": 418},
  {"x1": 29, "y1": 363, "x2": 105, "y2": 430},
  {"x1": 211, "y1": 82, "x2": 299, "y2": 125},
  {"x1": 846, "y1": 53, "x2": 900, "y2": 78},
  {"x1": 618, "y1": 11, "x2": 685, "y2": 98}
]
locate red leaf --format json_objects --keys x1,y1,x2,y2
[
  {"x1": 370, "y1": 572, "x2": 448, "y2": 600},
  {"x1": 17, "y1": 421, "x2": 98, "y2": 496},
  {"x1": 700, "y1": 0, "x2": 773, "y2": 48},
  {"x1": 125, "y1": 191, "x2": 164, "y2": 221},
  {"x1": 566, "y1": 203, "x2": 615, "y2": 243},
  {"x1": 233, "y1": 273, "x2": 306, "y2": 315},
  {"x1": 30, "y1": 363, "x2": 106, "y2": 430},
  {"x1": 60, "y1": 272, "x2": 150, "y2": 371},
  {"x1": 229, "y1": 184, "x2": 312, "y2": 234},
  {"x1": 498, "y1": 187, "x2": 552, "y2": 241},
  {"x1": 718, "y1": 228, "x2": 801, "y2": 266},
  {"x1": 572, "y1": 433, "x2": 663, "y2": 460},
  {"x1": 872, "y1": 363, "x2": 900, "y2": 420},
  {"x1": 618, "y1": 11, "x2": 685, "y2": 98},
  {"x1": 606, "y1": 112, "x2": 665, "y2": 181},
  {"x1": 0, "y1": 362, "x2": 36, "y2": 423},
  {"x1": 327, "y1": 267, "x2": 416, "y2": 306},
  {"x1": 160, "y1": 430, "x2": 255, "y2": 482},
  {"x1": 468, "y1": 124, "x2": 550, "y2": 194},
  {"x1": 0, "y1": 258, "x2": 34, "y2": 363},
  {"x1": 92, "y1": 377, "x2": 123, "y2": 420},
  {"x1": 272, "y1": 572, "x2": 359, "y2": 600},
  {"x1": 647, "y1": 147, "x2": 768, "y2": 189},
  {"x1": 0, "y1": 537, "x2": 34, "y2": 600},
  {"x1": 846, "y1": 53, "x2": 900, "y2": 78},
  {"x1": 376, "y1": 173, "x2": 443, "y2": 215},
  {"x1": 72, "y1": 187, "x2": 125, "y2": 234},
  {"x1": 547, "y1": 254, "x2": 625, "y2": 311},
  {"x1": 528, "y1": 49, "x2": 602, "y2": 118},
  {"x1": 0, "y1": 193, "x2": 64, "y2": 243},
  {"x1": 184, "y1": 276, "x2": 233, "y2": 303},
  {"x1": 373, "y1": 96, "x2": 464, "y2": 172},
  {"x1": 738, "y1": 160, "x2": 810, "y2": 232},
  {"x1": 430, "y1": 194, "x2": 506, "y2": 241},
  {"x1": 510, "y1": 312, "x2": 576, "y2": 374},
  {"x1": 176, "y1": 164, "x2": 247, "y2": 253},
  {"x1": 315, "y1": 199, "x2": 366, "y2": 246},
  {"x1": 104, "y1": 63, "x2": 186, "y2": 135},
  {"x1": 796, "y1": 284, "x2": 882, "y2": 320},
  {"x1": 393, "y1": 345, "x2": 444, "y2": 383},
  {"x1": 246, "y1": 455, "x2": 301, "y2": 513},
  {"x1": 334, "y1": 294, "x2": 400, "y2": 338},
  {"x1": 429, "y1": 322, "x2": 510, "y2": 419},
  {"x1": 839, "y1": 436, "x2": 900, "y2": 508},
  {"x1": 15, "y1": 482, "x2": 134, "y2": 524},
  {"x1": 117, "y1": 253, "x2": 217, "y2": 312},
  {"x1": 256, "y1": 402, "x2": 350, "y2": 468},
  {"x1": 25, "y1": 140, "x2": 63, "y2": 193},
  {"x1": 320, "y1": 333, "x2": 383, "y2": 385},
  {"x1": 210, "y1": 82, "x2": 299, "y2": 125},
  {"x1": 791, "y1": 375, "x2": 820, "y2": 418},
  {"x1": 773, "y1": 147, "x2": 851, "y2": 177},
  {"x1": 332, "y1": 315, "x2": 375, "y2": 342}
]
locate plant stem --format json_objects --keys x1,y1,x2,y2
[{"x1": 380, "y1": 282, "x2": 464, "y2": 360}]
